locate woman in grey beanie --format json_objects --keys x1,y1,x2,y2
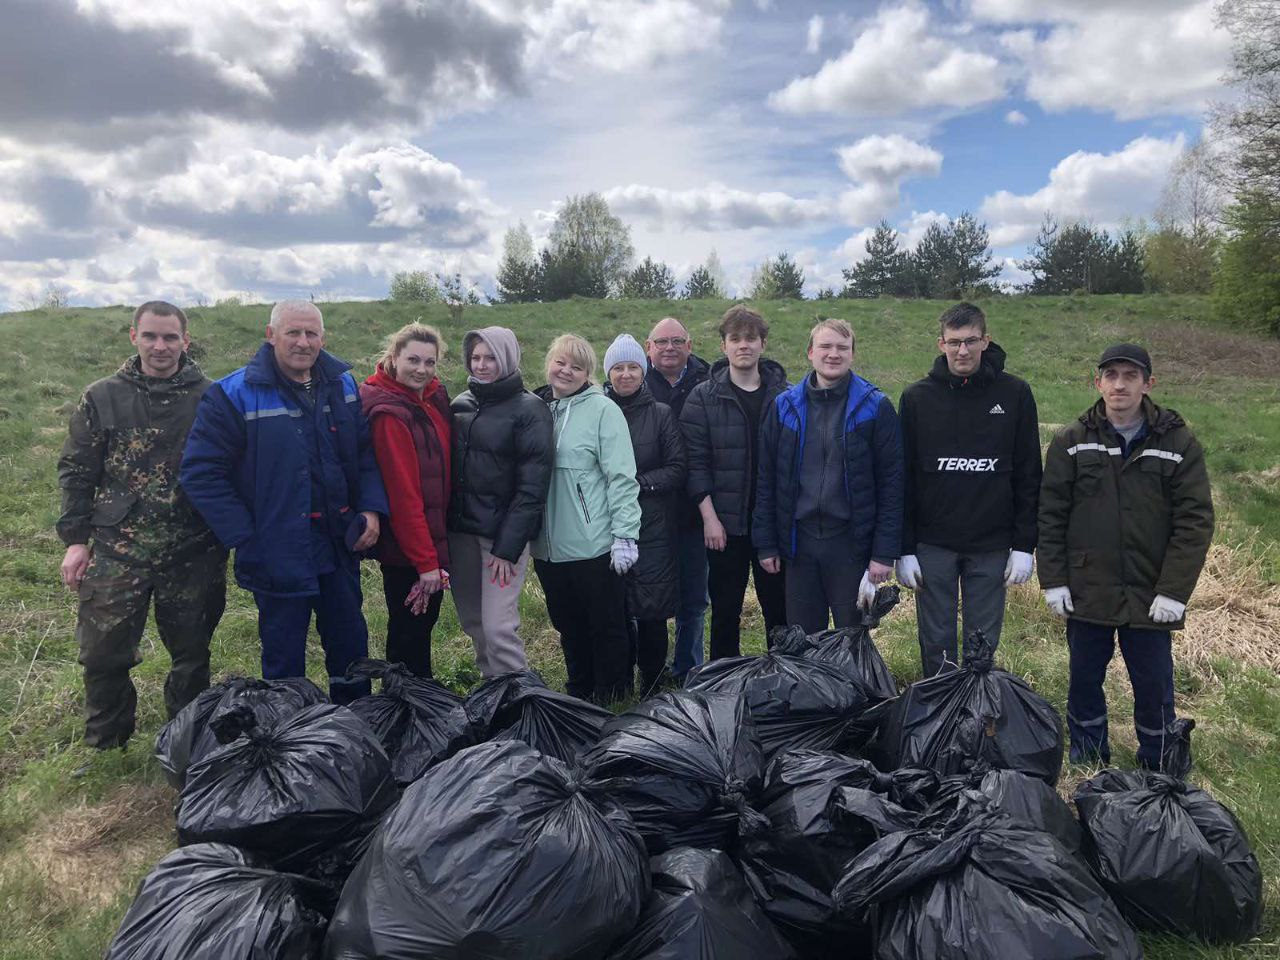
[{"x1": 603, "y1": 333, "x2": 687, "y2": 695}]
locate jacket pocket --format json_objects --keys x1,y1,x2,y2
[
  {"x1": 1070, "y1": 550, "x2": 1088, "y2": 567},
  {"x1": 575, "y1": 482, "x2": 592, "y2": 524},
  {"x1": 90, "y1": 495, "x2": 137, "y2": 527}
]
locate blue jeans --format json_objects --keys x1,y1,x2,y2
[
  {"x1": 672, "y1": 523, "x2": 708, "y2": 676},
  {"x1": 254, "y1": 559, "x2": 371, "y2": 704},
  {"x1": 1066, "y1": 618, "x2": 1175, "y2": 769}
]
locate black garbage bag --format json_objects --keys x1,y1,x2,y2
[
  {"x1": 454, "y1": 669, "x2": 612, "y2": 764},
  {"x1": 735, "y1": 750, "x2": 920, "y2": 957},
  {"x1": 867, "y1": 631, "x2": 1063, "y2": 784},
  {"x1": 325, "y1": 739, "x2": 649, "y2": 960},
  {"x1": 607, "y1": 848, "x2": 795, "y2": 960},
  {"x1": 1074, "y1": 769, "x2": 1262, "y2": 943},
  {"x1": 105, "y1": 843, "x2": 325, "y2": 959},
  {"x1": 798, "y1": 627, "x2": 898, "y2": 703},
  {"x1": 177, "y1": 703, "x2": 397, "y2": 896},
  {"x1": 924, "y1": 765, "x2": 1082, "y2": 857},
  {"x1": 344, "y1": 658, "x2": 468, "y2": 785},
  {"x1": 683, "y1": 653, "x2": 871, "y2": 760},
  {"x1": 155, "y1": 676, "x2": 328, "y2": 789},
  {"x1": 580, "y1": 690, "x2": 769, "y2": 854},
  {"x1": 834, "y1": 811, "x2": 1142, "y2": 960},
  {"x1": 1159, "y1": 717, "x2": 1195, "y2": 778}
]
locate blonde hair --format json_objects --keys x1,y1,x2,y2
[
  {"x1": 807, "y1": 317, "x2": 855, "y2": 352},
  {"x1": 545, "y1": 333, "x2": 597, "y2": 381},
  {"x1": 381, "y1": 321, "x2": 446, "y2": 376}
]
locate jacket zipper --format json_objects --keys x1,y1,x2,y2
[{"x1": 576, "y1": 482, "x2": 592, "y2": 523}]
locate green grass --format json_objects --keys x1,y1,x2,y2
[{"x1": 0, "y1": 293, "x2": 1276, "y2": 957}]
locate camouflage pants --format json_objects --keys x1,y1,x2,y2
[{"x1": 75, "y1": 547, "x2": 228, "y2": 749}]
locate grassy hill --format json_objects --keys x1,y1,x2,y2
[{"x1": 0, "y1": 293, "x2": 1276, "y2": 957}]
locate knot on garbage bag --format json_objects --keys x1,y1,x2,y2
[
  {"x1": 1147, "y1": 773, "x2": 1187, "y2": 796},
  {"x1": 721, "y1": 778, "x2": 770, "y2": 838},
  {"x1": 871, "y1": 771, "x2": 895, "y2": 793},
  {"x1": 209, "y1": 703, "x2": 268, "y2": 745}
]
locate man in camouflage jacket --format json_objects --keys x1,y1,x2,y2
[
  {"x1": 1038, "y1": 344, "x2": 1213, "y2": 770},
  {"x1": 57, "y1": 301, "x2": 227, "y2": 751}
]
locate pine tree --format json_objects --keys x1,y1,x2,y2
[
  {"x1": 842, "y1": 220, "x2": 911, "y2": 297},
  {"x1": 770, "y1": 251, "x2": 805, "y2": 299},
  {"x1": 683, "y1": 266, "x2": 719, "y2": 299},
  {"x1": 621, "y1": 256, "x2": 677, "y2": 299},
  {"x1": 495, "y1": 222, "x2": 540, "y2": 303}
]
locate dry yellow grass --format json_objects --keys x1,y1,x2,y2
[
  {"x1": 1179, "y1": 540, "x2": 1280, "y2": 674},
  {"x1": 18, "y1": 784, "x2": 174, "y2": 911}
]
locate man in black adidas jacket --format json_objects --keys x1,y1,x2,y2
[{"x1": 897, "y1": 302, "x2": 1042, "y2": 676}]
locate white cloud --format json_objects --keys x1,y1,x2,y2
[
  {"x1": 601, "y1": 183, "x2": 828, "y2": 230},
  {"x1": 836, "y1": 209, "x2": 950, "y2": 265},
  {"x1": 835, "y1": 134, "x2": 942, "y2": 224},
  {"x1": 1005, "y1": 109, "x2": 1028, "y2": 125},
  {"x1": 806, "y1": 15, "x2": 824, "y2": 54},
  {"x1": 979, "y1": 135, "x2": 1185, "y2": 246},
  {"x1": 1001, "y1": 2, "x2": 1231, "y2": 119},
  {"x1": 769, "y1": 4, "x2": 1006, "y2": 116},
  {"x1": 968, "y1": 0, "x2": 1199, "y2": 23},
  {"x1": 837, "y1": 134, "x2": 943, "y2": 184}
]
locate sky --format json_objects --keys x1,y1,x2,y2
[{"x1": 0, "y1": 0, "x2": 1233, "y2": 309}]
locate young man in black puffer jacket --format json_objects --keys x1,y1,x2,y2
[
  {"x1": 897, "y1": 302, "x2": 1042, "y2": 677},
  {"x1": 680, "y1": 305, "x2": 788, "y2": 661}
]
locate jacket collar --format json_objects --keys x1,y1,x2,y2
[
  {"x1": 708, "y1": 356, "x2": 788, "y2": 394},
  {"x1": 117, "y1": 352, "x2": 204, "y2": 389},
  {"x1": 782, "y1": 369, "x2": 881, "y2": 423},
  {"x1": 470, "y1": 369, "x2": 525, "y2": 404},
  {"x1": 1081, "y1": 396, "x2": 1183, "y2": 436},
  {"x1": 605, "y1": 380, "x2": 654, "y2": 410},
  {"x1": 244, "y1": 342, "x2": 351, "y2": 387},
  {"x1": 927, "y1": 340, "x2": 1006, "y2": 388}
]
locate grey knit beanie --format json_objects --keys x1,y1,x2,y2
[{"x1": 603, "y1": 333, "x2": 646, "y2": 373}]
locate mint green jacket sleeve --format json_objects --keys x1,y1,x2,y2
[{"x1": 597, "y1": 400, "x2": 642, "y2": 540}]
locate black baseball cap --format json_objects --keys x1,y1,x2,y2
[{"x1": 1098, "y1": 343, "x2": 1152, "y2": 377}]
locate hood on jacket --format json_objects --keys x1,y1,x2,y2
[
  {"x1": 708, "y1": 355, "x2": 788, "y2": 390},
  {"x1": 463, "y1": 326, "x2": 521, "y2": 382},
  {"x1": 927, "y1": 340, "x2": 1007, "y2": 387}
]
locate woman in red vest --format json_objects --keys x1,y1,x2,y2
[{"x1": 360, "y1": 322, "x2": 452, "y2": 677}]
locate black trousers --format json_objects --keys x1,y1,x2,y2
[
  {"x1": 535, "y1": 554, "x2": 632, "y2": 703},
  {"x1": 785, "y1": 532, "x2": 865, "y2": 634},
  {"x1": 631, "y1": 619, "x2": 669, "y2": 691},
  {"x1": 706, "y1": 534, "x2": 787, "y2": 660},
  {"x1": 379, "y1": 563, "x2": 444, "y2": 678}
]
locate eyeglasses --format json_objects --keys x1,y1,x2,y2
[
  {"x1": 651, "y1": 337, "x2": 688, "y2": 348},
  {"x1": 942, "y1": 337, "x2": 985, "y2": 350}
]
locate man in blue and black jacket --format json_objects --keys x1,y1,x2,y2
[
  {"x1": 754, "y1": 318, "x2": 904, "y2": 634},
  {"x1": 180, "y1": 300, "x2": 388, "y2": 703}
]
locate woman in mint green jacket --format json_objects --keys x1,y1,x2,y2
[{"x1": 533, "y1": 334, "x2": 641, "y2": 702}]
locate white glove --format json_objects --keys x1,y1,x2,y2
[
  {"x1": 1043, "y1": 586, "x2": 1074, "y2": 619},
  {"x1": 857, "y1": 570, "x2": 877, "y2": 611},
  {"x1": 1004, "y1": 550, "x2": 1035, "y2": 586},
  {"x1": 895, "y1": 554, "x2": 922, "y2": 589},
  {"x1": 610, "y1": 538, "x2": 638, "y2": 575},
  {"x1": 1149, "y1": 594, "x2": 1185, "y2": 624}
]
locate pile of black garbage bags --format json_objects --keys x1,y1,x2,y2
[{"x1": 108, "y1": 593, "x2": 1262, "y2": 959}]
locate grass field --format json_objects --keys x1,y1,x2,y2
[{"x1": 0, "y1": 293, "x2": 1276, "y2": 957}]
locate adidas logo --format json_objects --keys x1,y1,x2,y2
[{"x1": 989, "y1": 404, "x2": 1005, "y2": 415}]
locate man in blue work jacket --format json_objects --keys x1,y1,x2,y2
[{"x1": 181, "y1": 300, "x2": 388, "y2": 702}]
